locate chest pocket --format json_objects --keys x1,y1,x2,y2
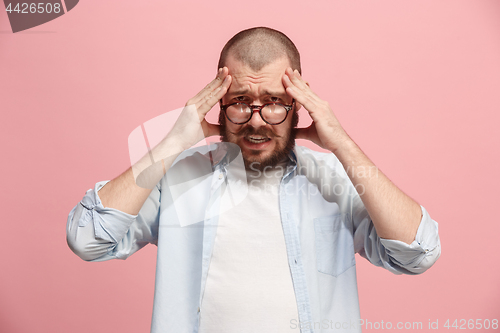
[{"x1": 314, "y1": 214, "x2": 356, "y2": 277}]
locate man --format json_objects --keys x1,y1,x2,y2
[{"x1": 67, "y1": 27, "x2": 440, "y2": 333}]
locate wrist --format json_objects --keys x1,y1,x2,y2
[
  {"x1": 152, "y1": 134, "x2": 189, "y2": 161},
  {"x1": 326, "y1": 131, "x2": 354, "y2": 156}
]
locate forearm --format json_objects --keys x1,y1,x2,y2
[
  {"x1": 282, "y1": 68, "x2": 424, "y2": 245},
  {"x1": 98, "y1": 167, "x2": 154, "y2": 216},
  {"x1": 99, "y1": 134, "x2": 185, "y2": 215},
  {"x1": 332, "y1": 137, "x2": 422, "y2": 245}
]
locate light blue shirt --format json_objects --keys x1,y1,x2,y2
[{"x1": 67, "y1": 143, "x2": 441, "y2": 333}]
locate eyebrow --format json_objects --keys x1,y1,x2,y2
[{"x1": 227, "y1": 88, "x2": 288, "y2": 99}]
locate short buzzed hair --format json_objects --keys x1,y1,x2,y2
[{"x1": 218, "y1": 27, "x2": 301, "y2": 74}]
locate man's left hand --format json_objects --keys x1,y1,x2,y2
[{"x1": 282, "y1": 67, "x2": 351, "y2": 153}]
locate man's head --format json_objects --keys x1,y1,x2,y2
[{"x1": 217, "y1": 27, "x2": 301, "y2": 170}]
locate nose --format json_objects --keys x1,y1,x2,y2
[{"x1": 247, "y1": 107, "x2": 267, "y2": 128}]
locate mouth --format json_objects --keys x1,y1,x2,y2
[
  {"x1": 246, "y1": 135, "x2": 271, "y2": 144},
  {"x1": 241, "y1": 135, "x2": 273, "y2": 150}
]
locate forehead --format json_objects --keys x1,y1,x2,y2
[{"x1": 225, "y1": 55, "x2": 291, "y2": 98}]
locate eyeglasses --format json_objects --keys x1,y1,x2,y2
[{"x1": 220, "y1": 99, "x2": 295, "y2": 125}]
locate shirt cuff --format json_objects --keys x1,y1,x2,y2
[
  {"x1": 379, "y1": 205, "x2": 441, "y2": 274},
  {"x1": 79, "y1": 180, "x2": 138, "y2": 243}
]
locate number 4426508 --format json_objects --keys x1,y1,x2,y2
[
  {"x1": 5, "y1": 3, "x2": 62, "y2": 14},
  {"x1": 444, "y1": 319, "x2": 498, "y2": 330}
]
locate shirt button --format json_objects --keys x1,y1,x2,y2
[
  {"x1": 219, "y1": 174, "x2": 223, "y2": 180},
  {"x1": 197, "y1": 307, "x2": 200, "y2": 312}
]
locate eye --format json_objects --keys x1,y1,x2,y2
[
  {"x1": 270, "y1": 96, "x2": 281, "y2": 102},
  {"x1": 235, "y1": 96, "x2": 247, "y2": 101}
]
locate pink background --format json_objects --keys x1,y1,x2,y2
[{"x1": 1, "y1": 0, "x2": 499, "y2": 332}]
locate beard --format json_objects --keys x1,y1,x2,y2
[{"x1": 218, "y1": 110, "x2": 299, "y2": 171}]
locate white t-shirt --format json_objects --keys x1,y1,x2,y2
[{"x1": 199, "y1": 162, "x2": 299, "y2": 333}]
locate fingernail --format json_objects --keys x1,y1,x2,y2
[{"x1": 218, "y1": 68, "x2": 222, "y2": 73}]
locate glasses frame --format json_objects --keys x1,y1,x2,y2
[{"x1": 219, "y1": 99, "x2": 295, "y2": 125}]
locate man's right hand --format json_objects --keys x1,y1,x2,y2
[
  {"x1": 167, "y1": 67, "x2": 232, "y2": 150},
  {"x1": 99, "y1": 68, "x2": 232, "y2": 213}
]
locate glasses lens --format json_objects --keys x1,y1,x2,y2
[
  {"x1": 226, "y1": 104, "x2": 252, "y2": 124},
  {"x1": 225, "y1": 103, "x2": 288, "y2": 124},
  {"x1": 261, "y1": 104, "x2": 287, "y2": 124}
]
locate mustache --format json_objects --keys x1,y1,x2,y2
[{"x1": 228, "y1": 127, "x2": 283, "y2": 139}]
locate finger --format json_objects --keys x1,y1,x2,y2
[
  {"x1": 282, "y1": 72, "x2": 298, "y2": 92},
  {"x1": 283, "y1": 72, "x2": 311, "y2": 102},
  {"x1": 190, "y1": 67, "x2": 229, "y2": 104},
  {"x1": 206, "y1": 73, "x2": 231, "y2": 100},
  {"x1": 199, "y1": 75, "x2": 231, "y2": 112},
  {"x1": 204, "y1": 67, "x2": 226, "y2": 91},
  {"x1": 285, "y1": 68, "x2": 308, "y2": 90},
  {"x1": 190, "y1": 77, "x2": 227, "y2": 109},
  {"x1": 191, "y1": 68, "x2": 222, "y2": 102},
  {"x1": 284, "y1": 69, "x2": 325, "y2": 112},
  {"x1": 283, "y1": 72, "x2": 309, "y2": 103},
  {"x1": 286, "y1": 84, "x2": 319, "y2": 113},
  {"x1": 285, "y1": 68, "x2": 321, "y2": 102},
  {"x1": 283, "y1": 69, "x2": 311, "y2": 101}
]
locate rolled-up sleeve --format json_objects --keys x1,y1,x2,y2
[
  {"x1": 66, "y1": 180, "x2": 161, "y2": 262},
  {"x1": 353, "y1": 197, "x2": 441, "y2": 275}
]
